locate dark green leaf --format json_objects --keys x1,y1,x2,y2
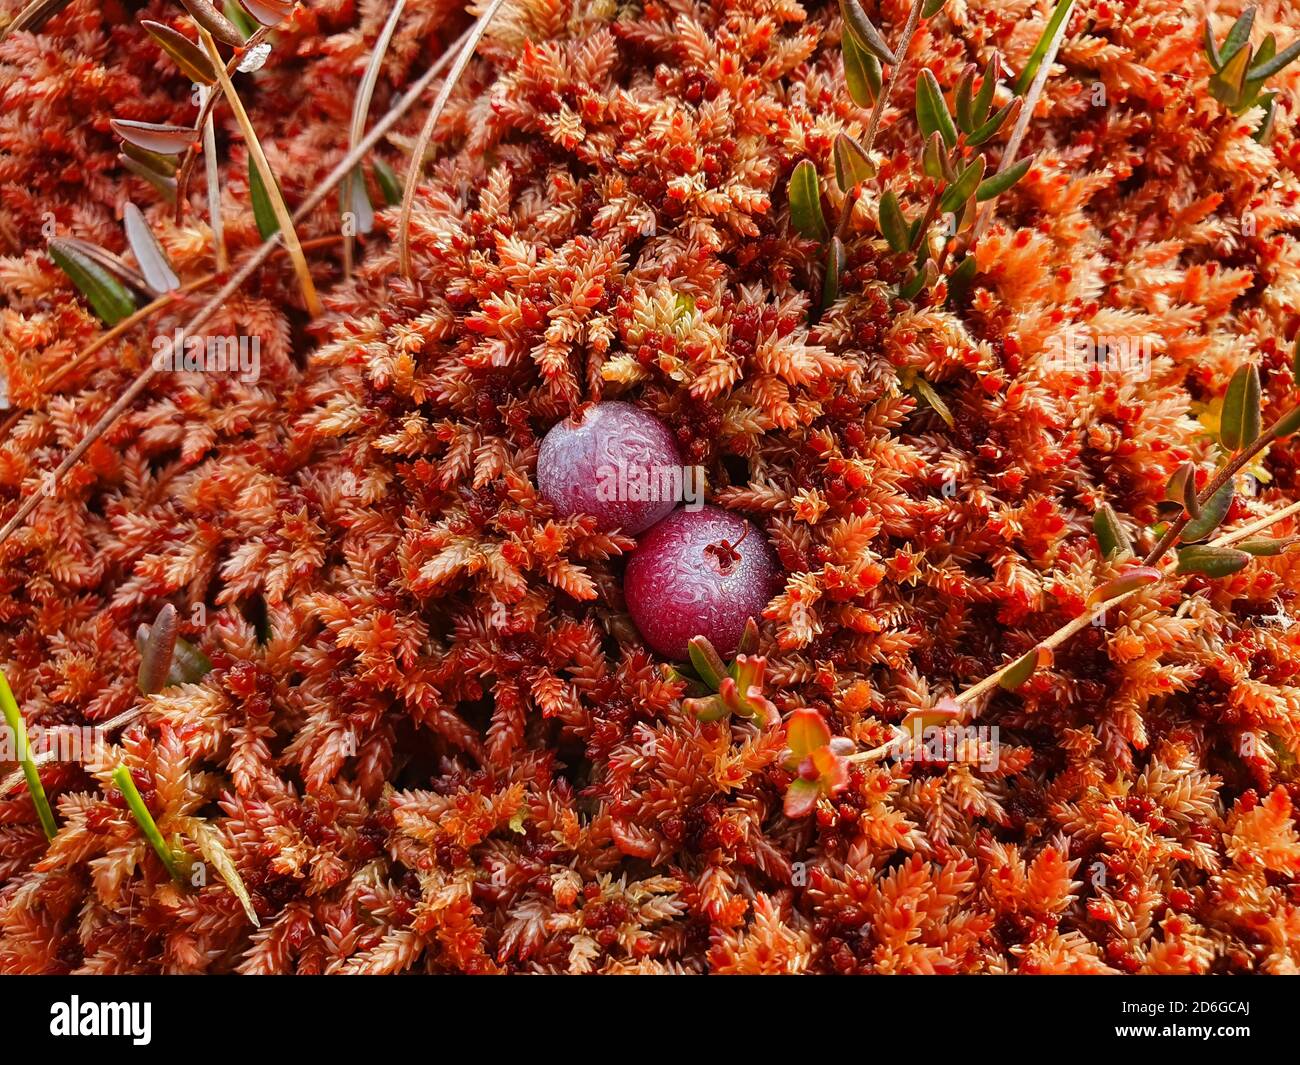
[
  {"x1": 788, "y1": 160, "x2": 828, "y2": 242},
  {"x1": 898, "y1": 266, "x2": 927, "y2": 301},
  {"x1": 1093, "y1": 503, "x2": 1131, "y2": 559},
  {"x1": 57, "y1": 237, "x2": 151, "y2": 295},
  {"x1": 122, "y1": 202, "x2": 180, "y2": 295},
  {"x1": 966, "y1": 97, "x2": 1021, "y2": 146},
  {"x1": 879, "y1": 190, "x2": 909, "y2": 253},
  {"x1": 832, "y1": 133, "x2": 875, "y2": 192},
  {"x1": 954, "y1": 63, "x2": 977, "y2": 133},
  {"x1": 1182, "y1": 481, "x2": 1234, "y2": 543},
  {"x1": 1175, "y1": 545, "x2": 1251, "y2": 577},
  {"x1": 1254, "y1": 91, "x2": 1279, "y2": 142},
  {"x1": 916, "y1": 69, "x2": 958, "y2": 148},
  {"x1": 972, "y1": 55, "x2": 998, "y2": 127},
  {"x1": 1237, "y1": 538, "x2": 1300, "y2": 556},
  {"x1": 1209, "y1": 43, "x2": 1253, "y2": 108},
  {"x1": 1248, "y1": 38, "x2": 1300, "y2": 80},
  {"x1": 921, "y1": 130, "x2": 947, "y2": 180},
  {"x1": 822, "y1": 237, "x2": 845, "y2": 308},
  {"x1": 248, "y1": 156, "x2": 281, "y2": 239},
  {"x1": 1014, "y1": 0, "x2": 1075, "y2": 95},
  {"x1": 1221, "y1": 8, "x2": 1256, "y2": 65},
  {"x1": 842, "y1": 29, "x2": 881, "y2": 108},
  {"x1": 1220, "y1": 363, "x2": 1262, "y2": 451},
  {"x1": 110, "y1": 119, "x2": 195, "y2": 155},
  {"x1": 922, "y1": 0, "x2": 946, "y2": 17},
  {"x1": 976, "y1": 155, "x2": 1032, "y2": 201},
  {"x1": 141, "y1": 20, "x2": 217, "y2": 84},
  {"x1": 940, "y1": 156, "x2": 985, "y2": 215},
  {"x1": 840, "y1": 0, "x2": 896, "y2": 64},
  {"x1": 48, "y1": 239, "x2": 137, "y2": 325},
  {"x1": 372, "y1": 158, "x2": 403, "y2": 207},
  {"x1": 223, "y1": 0, "x2": 257, "y2": 36}
]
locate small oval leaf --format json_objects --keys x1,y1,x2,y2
[
  {"x1": 832, "y1": 132, "x2": 875, "y2": 192},
  {"x1": 842, "y1": 29, "x2": 881, "y2": 108},
  {"x1": 788, "y1": 160, "x2": 828, "y2": 242},
  {"x1": 119, "y1": 154, "x2": 178, "y2": 202},
  {"x1": 248, "y1": 156, "x2": 281, "y2": 239},
  {"x1": 976, "y1": 155, "x2": 1033, "y2": 201},
  {"x1": 916, "y1": 68, "x2": 958, "y2": 148},
  {"x1": 1089, "y1": 566, "x2": 1163, "y2": 605},
  {"x1": 840, "y1": 0, "x2": 896, "y2": 64},
  {"x1": 879, "y1": 190, "x2": 909, "y2": 253},
  {"x1": 1175, "y1": 545, "x2": 1251, "y2": 577},
  {"x1": 822, "y1": 236, "x2": 845, "y2": 309},
  {"x1": 122, "y1": 140, "x2": 179, "y2": 177},
  {"x1": 1237, "y1": 538, "x2": 1300, "y2": 556},
  {"x1": 1220, "y1": 363, "x2": 1262, "y2": 452},
  {"x1": 1274, "y1": 404, "x2": 1300, "y2": 439},
  {"x1": 1181, "y1": 481, "x2": 1234, "y2": 543},
  {"x1": 1093, "y1": 503, "x2": 1132, "y2": 559},
  {"x1": 179, "y1": 0, "x2": 245, "y2": 46},
  {"x1": 940, "y1": 155, "x2": 985, "y2": 215},
  {"x1": 47, "y1": 239, "x2": 138, "y2": 325}
]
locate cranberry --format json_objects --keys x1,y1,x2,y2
[
  {"x1": 624, "y1": 505, "x2": 780, "y2": 659},
  {"x1": 536, "y1": 401, "x2": 683, "y2": 534}
]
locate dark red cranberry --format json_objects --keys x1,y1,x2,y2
[
  {"x1": 624, "y1": 505, "x2": 780, "y2": 659},
  {"x1": 536, "y1": 401, "x2": 683, "y2": 534}
]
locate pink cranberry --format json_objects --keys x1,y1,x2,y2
[
  {"x1": 625, "y1": 505, "x2": 780, "y2": 660},
  {"x1": 537, "y1": 401, "x2": 683, "y2": 534}
]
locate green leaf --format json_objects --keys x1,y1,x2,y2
[
  {"x1": 1014, "y1": 0, "x2": 1075, "y2": 95},
  {"x1": 171, "y1": 637, "x2": 213, "y2": 684},
  {"x1": 1220, "y1": 363, "x2": 1262, "y2": 451},
  {"x1": 822, "y1": 236, "x2": 845, "y2": 309},
  {"x1": 1181, "y1": 481, "x2": 1234, "y2": 543},
  {"x1": 832, "y1": 132, "x2": 875, "y2": 192},
  {"x1": 113, "y1": 765, "x2": 187, "y2": 882},
  {"x1": 898, "y1": 264, "x2": 928, "y2": 300},
  {"x1": 122, "y1": 202, "x2": 180, "y2": 295},
  {"x1": 954, "y1": 63, "x2": 977, "y2": 133},
  {"x1": 1093, "y1": 502, "x2": 1131, "y2": 559},
  {"x1": 840, "y1": 0, "x2": 896, "y2": 64},
  {"x1": 921, "y1": 130, "x2": 947, "y2": 180},
  {"x1": 223, "y1": 0, "x2": 258, "y2": 36},
  {"x1": 976, "y1": 155, "x2": 1032, "y2": 201},
  {"x1": 997, "y1": 647, "x2": 1041, "y2": 691},
  {"x1": 0, "y1": 668, "x2": 57, "y2": 841},
  {"x1": 248, "y1": 156, "x2": 281, "y2": 239},
  {"x1": 1237, "y1": 538, "x2": 1300, "y2": 556},
  {"x1": 916, "y1": 68, "x2": 958, "y2": 148},
  {"x1": 1221, "y1": 8, "x2": 1256, "y2": 66},
  {"x1": 1254, "y1": 91, "x2": 1279, "y2": 143},
  {"x1": 687, "y1": 636, "x2": 727, "y2": 690},
  {"x1": 879, "y1": 190, "x2": 909, "y2": 253},
  {"x1": 122, "y1": 141, "x2": 178, "y2": 177},
  {"x1": 842, "y1": 22, "x2": 882, "y2": 107},
  {"x1": 788, "y1": 159, "x2": 828, "y2": 242},
  {"x1": 372, "y1": 158, "x2": 403, "y2": 206},
  {"x1": 940, "y1": 155, "x2": 985, "y2": 215},
  {"x1": 1248, "y1": 38, "x2": 1300, "y2": 80},
  {"x1": 922, "y1": 0, "x2": 946, "y2": 17},
  {"x1": 141, "y1": 20, "x2": 217, "y2": 85},
  {"x1": 965, "y1": 97, "x2": 1020, "y2": 147},
  {"x1": 972, "y1": 55, "x2": 998, "y2": 127},
  {"x1": 1175, "y1": 545, "x2": 1251, "y2": 577},
  {"x1": 48, "y1": 239, "x2": 137, "y2": 325},
  {"x1": 1165, "y1": 462, "x2": 1199, "y2": 518}
]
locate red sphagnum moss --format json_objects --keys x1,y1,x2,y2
[{"x1": 1, "y1": 0, "x2": 1300, "y2": 975}]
